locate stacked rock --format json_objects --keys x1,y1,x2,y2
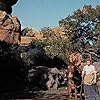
[{"x1": 0, "y1": 0, "x2": 21, "y2": 44}]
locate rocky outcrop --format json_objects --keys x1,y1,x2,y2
[
  {"x1": 0, "y1": 0, "x2": 18, "y2": 14},
  {"x1": 26, "y1": 66, "x2": 64, "y2": 91},
  {"x1": 0, "y1": 11, "x2": 21, "y2": 44},
  {"x1": 20, "y1": 27, "x2": 43, "y2": 46},
  {"x1": 46, "y1": 68, "x2": 61, "y2": 90},
  {"x1": 0, "y1": 0, "x2": 21, "y2": 44},
  {"x1": 20, "y1": 27, "x2": 66, "y2": 46}
]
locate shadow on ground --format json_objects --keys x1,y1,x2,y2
[{"x1": 0, "y1": 87, "x2": 84, "y2": 100}]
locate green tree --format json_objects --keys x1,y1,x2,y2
[
  {"x1": 31, "y1": 5, "x2": 100, "y2": 63},
  {"x1": 59, "y1": 5, "x2": 100, "y2": 53}
]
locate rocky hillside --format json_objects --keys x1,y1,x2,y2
[
  {"x1": 20, "y1": 26, "x2": 66, "y2": 46},
  {"x1": 20, "y1": 27, "x2": 43, "y2": 46}
]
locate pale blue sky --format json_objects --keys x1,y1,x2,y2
[{"x1": 12, "y1": 0, "x2": 100, "y2": 30}]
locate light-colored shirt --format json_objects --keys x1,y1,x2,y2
[{"x1": 82, "y1": 65, "x2": 96, "y2": 75}]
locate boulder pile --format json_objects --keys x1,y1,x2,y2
[{"x1": 0, "y1": 0, "x2": 21, "y2": 44}]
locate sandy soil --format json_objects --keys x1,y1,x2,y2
[{"x1": 0, "y1": 86, "x2": 100, "y2": 100}]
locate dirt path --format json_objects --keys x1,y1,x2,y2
[
  {"x1": 1, "y1": 86, "x2": 100, "y2": 100},
  {"x1": 0, "y1": 87, "x2": 84, "y2": 100},
  {"x1": 33, "y1": 88, "x2": 82, "y2": 100}
]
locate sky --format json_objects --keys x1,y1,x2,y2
[{"x1": 12, "y1": 0, "x2": 100, "y2": 31}]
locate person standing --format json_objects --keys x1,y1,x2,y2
[
  {"x1": 82, "y1": 59, "x2": 100, "y2": 100},
  {"x1": 69, "y1": 49, "x2": 82, "y2": 71}
]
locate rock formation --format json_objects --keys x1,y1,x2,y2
[
  {"x1": 0, "y1": 0, "x2": 21, "y2": 44},
  {"x1": 20, "y1": 27, "x2": 43, "y2": 46},
  {"x1": 0, "y1": 0, "x2": 18, "y2": 14}
]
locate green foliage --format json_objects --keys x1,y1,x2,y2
[
  {"x1": 30, "y1": 39, "x2": 47, "y2": 49},
  {"x1": 44, "y1": 37, "x2": 71, "y2": 61},
  {"x1": 59, "y1": 5, "x2": 100, "y2": 53},
  {"x1": 31, "y1": 33, "x2": 72, "y2": 62},
  {"x1": 31, "y1": 5, "x2": 100, "y2": 63}
]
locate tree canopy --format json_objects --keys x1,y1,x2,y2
[{"x1": 31, "y1": 5, "x2": 100, "y2": 63}]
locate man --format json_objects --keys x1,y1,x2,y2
[{"x1": 82, "y1": 59, "x2": 100, "y2": 100}]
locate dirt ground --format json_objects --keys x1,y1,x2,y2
[
  {"x1": 0, "y1": 87, "x2": 83, "y2": 100},
  {"x1": 0, "y1": 86, "x2": 100, "y2": 100}
]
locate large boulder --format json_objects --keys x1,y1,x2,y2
[
  {"x1": 46, "y1": 68, "x2": 61, "y2": 90},
  {"x1": 26, "y1": 66, "x2": 63, "y2": 91},
  {"x1": 0, "y1": 0, "x2": 18, "y2": 14},
  {"x1": 0, "y1": 11, "x2": 21, "y2": 44}
]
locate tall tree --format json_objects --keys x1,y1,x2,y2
[
  {"x1": 59, "y1": 5, "x2": 100, "y2": 53},
  {"x1": 31, "y1": 5, "x2": 100, "y2": 63}
]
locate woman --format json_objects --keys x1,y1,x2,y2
[{"x1": 82, "y1": 59, "x2": 100, "y2": 100}]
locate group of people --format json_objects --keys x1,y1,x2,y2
[{"x1": 68, "y1": 49, "x2": 100, "y2": 100}]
